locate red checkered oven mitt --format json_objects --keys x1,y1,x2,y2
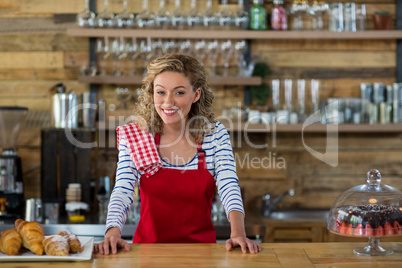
[{"x1": 116, "y1": 123, "x2": 162, "y2": 177}]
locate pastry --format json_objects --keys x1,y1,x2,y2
[
  {"x1": 56, "y1": 230, "x2": 82, "y2": 253},
  {"x1": 42, "y1": 235, "x2": 69, "y2": 256},
  {"x1": 333, "y1": 204, "x2": 402, "y2": 236},
  {"x1": 0, "y1": 229, "x2": 22, "y2": 256},
  {"x1": 14, "y1": 219, "x2": 45, "y2": 255}
]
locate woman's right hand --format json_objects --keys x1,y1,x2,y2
[{"x1": 94, "y1": 227, "x2": 130, "y2": 255}]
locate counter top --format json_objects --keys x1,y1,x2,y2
[{"x1": 1, "y1": 242, "x2": 402, "y2": 267}]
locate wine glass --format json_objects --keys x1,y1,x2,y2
[
  {"x1": 96, "y1": 37, "x2": 110, "y2": 76},
  {"x1": 115, "y1": 0, "x2": 135, "y2": 28},
  {"x1": 179, "y1": 39, "x2": 193, "y2": 56},
  {"x1": 194, "y1": 39, "x2": 207, "y2": 66},
  {"x1": 202, "y1": 0, "x2": 218, "y2": 30},
  {"x1": 234, "y1": 40, "x2": 247, "y2": 76},
  {"x1": 187, "y1": 0, "x2": 202, "y2": 29},
  {"x1": 76, "y1": 0, "x2": 95, "y2": 27},
  {"x1": 115, "y1": 87, "x2": 132, "y2": 110},
  {"x1": 220, "y1": 40, "x2": 234, "y2": 76},
  {"x1": 234, "y1": 0, "x2": 249, "y2": 30},
  {"x1": 217, "y1": 0, "x2": 235, "y2": 30},
  {"x1": 155, "y1": 0, "x2": 171, "y2": 29},
  {"x1": 95, "y1": 0, "x2": 115, "y2": 28},
  {"x1": 109, "y1": 37, "x2": 121, "y2": 76},
  {"x1": 207, "y1": 40, "x2": 220, "y2": 76},
  {"x1": 136, "y1": 0, "x2": 156, "y2": 29},
  {"x1": 171, "y1": 0, "x2": 187, "y2": 30},
  {"x1": 139, "y1": 37, "x2": 153, "y2": 75},
  {"x1": 152, "y1": 38, "x2": 164, "y2": 60},
  {"x1": 129, "y1": 37, "x2": 140, "y2": 76}
]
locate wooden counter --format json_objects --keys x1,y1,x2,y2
[{"x1": 2, "y1": 242, "x2": 402, "y2": 267}]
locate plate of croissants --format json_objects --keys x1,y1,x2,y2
[{"x1": 0, "y1": 219, "x2": 94, "y2": 261}]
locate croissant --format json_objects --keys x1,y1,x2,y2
[
  {"x1": 0, "y1": 229, "x2": 22, "y2": 256},
  {"x1": 56, "y1": 230, "x2": 82, "y2": 253},
  {"x1": 42, "y1": 235, "x2": 69, "y2": 256},
  {"x1": 14, "y1": 219, "x2": 44, "y2": 255}
]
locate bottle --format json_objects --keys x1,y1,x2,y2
[
  {"x1": 250, "y1": 0, "x2": 267, "y2": 30},
  {"x1": 271, "y1": 0, "x2": 287, "y2": 30}
]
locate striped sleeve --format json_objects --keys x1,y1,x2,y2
[
  {"x1": 212, "y1": 122, "x2": 245, "y2": 218},
  {"x1": 105, "y1": 137, "x2": 140, "y2": 233}
]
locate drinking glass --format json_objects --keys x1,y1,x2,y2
[
  {"x1": 136, "y1": 0, "x2": 156, "y2": 29},
  {"x1": 329, "y1": 3, "x2": 344, "y2": 32},
  {"x1": 234, "y1": 40, "x2": 247, "y2": 76},
  {"x1": 207, "y1": 40, "x2": 220, "y2": 76},
  {"x1": 152, "y1": 38, "x2": 164, "y2": 60},
  {"x1": 217, "y1": 0, "x2": 235, "y2": 30},
  {"x1": 356, "y1": 4, "x2": 367, "y2": 31},
  {"x1": 272, "y1": 79, "x2": 280, "y2": 112},
  {"x1": 139, "y1": 37, "x2": 153, "y2": 75},
  {"x1": 96, "y1": 37, "x2": 110, "y2": 76},
  {"x1": 163, "y1": 39, "x2": 177, "y2": 54},
  {"x1": 117, "y1": 37, "x2": 132, "y2": 76},
  {"x1": 202, "y1": 0, "x2": 218, "y2": 30},
  {"x1": 109, "y1": 37, "x2": 121, "y2": 76},
  {"x1": 76, "y1": 0, "x2": 95, "y2": 27},
  {"x1": 115, "y1": 0, "x2": 135, "y2": 28},
  {"x1": 234, "y1": 0, "x2": 249, "y2": 30},
  {"x1": 155, "y1": 0, "x2": 171, "y2": 29},
  {"x1": 128, "y1": 37, "x2": 140, "y2": 76},
  {"x1": 95, "y1": 0, "x2": 115, "y2": 28},
  {"x1": 284, "y1": 79, "x2": 293, "y2": 112},
  {"x1": 171, "y1": 0, "x2": 187, "y2": 30},
  {"x1": 179, "y1": 39, "x2": 193, "y2": 56},
  {"x1": 344, "y1": 2, "x2": 356, "y2": 32},
  {"x1": 220, "y1": 40, "x2": 233, "y2": 76},
  {"x1": 115, "y1": 87, "x2": 132, "y2": 110},
  {"x1": 297, "y1": 79, "x2": 306, "y2": 121},
  {"x1": 311, "y1": 79, "x2": 320, "y2": 113},
  {"x1": 194, "y1": 39, "x2": 207, "y2": 65},
  {"x1": 187, "y1": 0, "x2": 202, "y2": 29}
]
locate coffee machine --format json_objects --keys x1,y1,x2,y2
[{"x1": 0, "y1": 106, "x2": 28, "y2": 222}]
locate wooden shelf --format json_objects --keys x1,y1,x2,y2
[
  {"x1": 223, "y1": 123, "x2": 402, "y2": 133},
  {"x1": 67, "y1": 28, "x2": 402, "y2": 40},
  {"x1": 78, "y1": 75, "x2": 262, "y2": 86},
  {"x1": 99, "y1": 118, "x2": 402, "y2": 133}
]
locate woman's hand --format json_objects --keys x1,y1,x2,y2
[
  {"x1": 94, "y1": 227, "x2": 130, "y2": 255},
  {"x1": 225, "y1": 235, "x2": 261, "y2": 254}
]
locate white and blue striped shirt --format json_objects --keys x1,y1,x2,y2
[{"x1": 106, "y1": 121, "x2": 244, "y2": 233}]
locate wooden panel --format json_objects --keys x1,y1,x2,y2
[
  {"x1": 0, "y1": 81, "x2": 87, "y2": 96},
  {"x1": 0, "y1": 68, "x2": 81, "y2": 80},
  {"x1": 0, "y1": 52, "x2": 63, "y2": 69},
  {"x1": 260, "y1": 51, "x2": 396, "y2": 68},
  {"x1": 0, "y1": 33, "x2": 87, "y2": 52}
]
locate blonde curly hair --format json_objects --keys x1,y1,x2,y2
[{"x1": 132, "y1": 53, "x2": 215, "y2": 141}]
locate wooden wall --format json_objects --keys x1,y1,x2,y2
[{"x1": 0, "y1": 1, "x2": 401, "y2": 216}]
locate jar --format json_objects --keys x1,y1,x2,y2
[
  {"x1": 250, "y1": 0, "x2": 267, "y2": 30},
  {"x1": 271, "y1": 0, "x2": 287, "y2": 30}
]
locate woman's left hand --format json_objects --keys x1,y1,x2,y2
[{"x1": 225, "y1": 236, "x2": 261, "y2": 254}]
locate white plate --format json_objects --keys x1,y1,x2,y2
[{"x1": 0, "y1": 236, "x2": 94, "y2": 262}]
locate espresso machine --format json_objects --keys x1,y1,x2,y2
[{"x1": 0, "y1": 106, "x2": 28, "y2": 222}]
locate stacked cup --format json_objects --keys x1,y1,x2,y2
[{"x1": 66, "y1": 183, "x2": 82, "y2": 203}]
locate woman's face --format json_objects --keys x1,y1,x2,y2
[{"x1": 153, "y1": 71, "x2": 201, "y2": 127}]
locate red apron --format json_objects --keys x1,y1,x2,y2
[{"x1": 133, "y1": 134, "x2": 217, "y2": 243}]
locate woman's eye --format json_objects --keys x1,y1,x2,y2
[
  {"x1": 156, "y1": 91, "x2": 165, "y2": 95},
  {"x1": 176, "y1": 91, "x2": 185, "y2": 95}
]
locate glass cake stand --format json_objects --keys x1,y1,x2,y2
[{"x1": 327, "y1": 169, "x2": 402, "y2": 256}]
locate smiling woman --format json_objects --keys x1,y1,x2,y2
[{"x1": 95, "y1": 54, "x2": 261, "y2": 255}]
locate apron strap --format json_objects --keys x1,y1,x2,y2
[
  {"x1": 197, "y1": 143, "x2": 206, "y2": 170},
  {"x1": 155, "y1": 133, "x2": 206, "y2": 170}
]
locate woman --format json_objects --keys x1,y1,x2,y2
[{"x1": 95, "y1": 54, "x2": 260, "y2": 255}]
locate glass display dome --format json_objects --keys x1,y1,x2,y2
[{"x1": 327, "y1": 169, "x2": 402, "y2": 256}]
